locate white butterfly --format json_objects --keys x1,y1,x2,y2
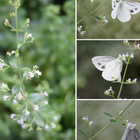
[
  {"x1": 91, "y1": 56, "x2": 122, "y2": 81},
  {"x1": 111, "y1": 0, "x2": 140, "y2": 22},
  {"x1": 121, "y1": 128, "x2": 140, "y2": 140}
]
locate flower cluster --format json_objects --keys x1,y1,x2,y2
[
  {"x1": 125, "y1": 120, "x2": 136, "y2": 130},
  {"x1": 118, "y1": 52, "x2": 134, "y2": 61},
  {"x1": 104, "y1": 86, "x2": 115, "y2": 98},
  {"x1": 82, "y1": 115, "x2": 93, "y2": 127},
  {"x1": 78, "y1": 25, "x2": 86, "y2": 36},
  {"x1": 102, "y1": 16, "x2": 108, "y2": 26},
  {"x1": 126, "y1": 78, "x2": 137, "y2": 84}
]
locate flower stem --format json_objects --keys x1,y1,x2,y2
[
  {"x1": 77, "y1": 0, "x2": 108, "y2": 25},
  {"x1": 117, "y1": 41, "x2": 136, "y2": 99},
  {"x1": 15, "y1": 6, "x2": 25, "y2": 94},
  {"x1": 90, "y1": 100, "x2": 134, "y2": 140}
]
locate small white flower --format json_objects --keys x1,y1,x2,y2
[
  {"x1": 80, "y1": 31, "x2": 86, "y2": 36},
  {"x1": 105, "y1": 90, "x2": 109, "y2": 94},
  {"x1": 51, "y1": 123, "x2": 56, "y2": 128},
  {"x1": 29, "y1": 72, "x2": 34, "y2": 78},
  {"x1": 17, "y1": 92, "x2": 23, "y2": 100},
  {"x1": 137, "y1": 44, "x2": 140, "y2": 49},
  {"x1": 127, "y1": 78, "x2": 131, "y2": 82},
  {"x1": 13, "y1": 99, "x2": 18, "y2": 104},
  {"x1": 109, "y1": 86, "x2": 112, "y2": 91},
  {"x1": 125, "y1": 52, "x2": 129, "y2": 57},
  {"x1": 27, "y1": 33, "x2": 32, "y2": 38},
  {"x1": 82, "y1": 116, "x2": 88, "y2": 121},
  {"x1": 1, "y1": 83, "x2": 6, "y2": 88},
  {"x1": 25, "y1": 110, "x2": 30, "y2": 116},
  {"x1": 54, "y1": 116, "x2": 58, "y2": 121},
  {"x1": 130, "y1": 53, "x2": 134, "y2": 58},
  {"x1": 103, "y1": 16, "x2": 108, "y2": 26},
  {"x1": 10, "y1": 113, "x2": 16, "y2": 119},
  {"x1": 11, "y1": 50, "x2": 15, "y2": 54},
  {"x1": 89, "y1": 121, "x2": 93, "y2": 125},
  {"x1": 44, "y1": 100, "x2": 48, "y2": 105},
  {"x1": 133, "y1": 78, "x2": 137, "y2": 83},
  {"x1": 43, "y1": 91, "x2": 48, "y2": 96},
  {"x1": 17, "y1": 119, "x2": 24, "y2": 125},
  {"x1": 118, "y1": 54, "x2": 122, "y2": 58},
  {"x1": 3, "y1": 95, "x2": 8, "y2": 101},
  {"x1": 35, "y1": 70, "x2": 41, "y2": 75},
  {"x1": 44, "y1": 124, "x2": 49, "y2": 130},
  {"x1": 125, "y1": 40, "x2": 128, "y2": 43},
  {"x1": 34, "y1": 105, "x2": 39, "y2": 111},
  {"x1": 119, "y1": 110, "x2": 123, "y2": 114},
  {"x1": 91, "y1": 0, "x2": 94, "y2": 3},
  {"x1": 0, "y1": 63, "x2": 5, "y2": 69},
  {"x1": 78, "y1": 26, "x2": 82, "y2": 32},
  {"x1": 21, "y1": 124, "x2": 26, "y2": 129}
]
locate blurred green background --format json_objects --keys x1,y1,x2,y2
[
  {"x1": 77, "y1": 100, "x2": 140, "y2": 140},
  {"x1": 77, "y1": 0, "x2": 140, "y2": 39},
  {"x1": 77, "y1": 40, "x2": 140, "y2": 99},
  {"x1": 0, "y1": 0, "x2": 75, "y2": 139}
]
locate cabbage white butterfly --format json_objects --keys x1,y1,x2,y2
[
  {"x1": 111, "y1": 0, "x2": 140, "y2": 22},
  {"x1": 91, "y1": 56, "x2": 122, "y2": 81},
  {"x1": 121, "y1": 128, "x2": 140, "y2": 140}
]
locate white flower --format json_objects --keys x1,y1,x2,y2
[
  {"x1": 21, "y1": 124, "x2": 26, "y2": 129},
  {"x1": 44, "y1": 100, "x2": 48, "y2": 105},
  {"x1": 136, "y1": 44, "x2": 140, "y2": 49},
  {"x1": 44, "y1": 124, "x2": 49, "y2": 130},
  {"x1": 25, "y1": 110, "x2": 30, "y2": 116},
  {"x1": 34, "y1": 105, "x2": 39, "y2": 111},
  {"x1": 10, "y1": 113, "x2": 16, "y2": 119},
  {"x1": 103, "y1": 16, "x2": 108, "y2": 26},
  {"x1": 125, "y1": 40, "x2": 128, "y2": 43},
  {"x1": 51, "y1": 123, "x2": 56, "y2": 128},
  {"x1": 11, "y1": 50, "x2": 15, "y2": 54},
  {"x1": 17, "y1": 119, "x2": 24, "y2": 125},
  {"x1": 82, "y1": 116, "x2": 88, "y2": 121},
  {"x1": 3, "y1": 95, "x2": 8, "y2": 101},
  {"x1": 130, "y1": 53, "x2": 134, "y2": 58},
  {"x1": 0, "y1": 63, "x2": 5, "y2": 69},
  {"x1": 90, "y1": 0, "x2": 94, "y2": 3},
  {"x1": 43, "y1": 91, "x2": 48, "y2": 96},
  {"x1": 80, "y1": 31, "x2": 86, "y2": 36},
  {"x1": 17, "y1": 92, "x2": 23, "y2": 100},
  {"x1": 1, "y1": 83, "x2": 6, "y2": 88},
  {"x1": 27, "y1": 33, "x2": 32, "y2": 38},
  {"x1": 89, "y1": 121, "x2": 93, "y2": 125},
  {"x1": 13, "y1": 99, "x2": 18, "y2": 104},
  {"x1": 109, "y1": 86, "x2": 112, "y2": 91},
  {"x1": 125, "y1": 52, "x2": 129, "y2": 57},
  {"x1": 29, "y1": 72, "x2": 34, "y2": 78},
  {"x1": 35, "y1": 70, "x2": 41, "y2": 75},
  {"x1": 133, "y1": 78, "x2": 137, "y2": 83},
  {"x1": 127, "y1": 78, "x2": 131, "y2": 82},
  {"x1": 54, "y1": 116, "x2": 58, "y2": 121},
  {"x1": 78, "y1": 26, "x2": 82, "y2": 32}
]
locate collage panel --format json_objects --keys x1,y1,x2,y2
[
  {"x1": 77, "y1": 40, "x2": 140, "y2": 99},
  {"x1": 77, "y1": 0, "x2": 140, "y2": 39},
  {"x1": 77, "y1": 100, "x2": 140, "y2": 140}
]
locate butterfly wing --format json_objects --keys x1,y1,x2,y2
[
  {"x1": 117, "y1": 2, "x2": 131, "y2": 22},
  {"x1": 125, "y1": 1, "x2": 140, "y2": 15},
  {"x1": 112, "y1": 0, "x2": 122, "y2": 9},
  {"x1": 102, "y1": 57, "x2": 122, "y2": 81},
  {"x1": 121, "y1": 128, "x2": 140, "y2": 140},
  {"x1": 91, "y1": 56, "x2": 115, "y2": 71}
]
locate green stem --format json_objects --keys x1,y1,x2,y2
[
  {"x1": 117, "y1": 41, "x2": 136, "y2": 99},
  {"x1": 90, "y1": 100, "x2": 134, "y2": 140},
  {"x1": 77, "y1": 0, "x2": 108, "y2": 25},
  {"x1": 15, "y1": 6, "x2": 25, "y2": 94}
]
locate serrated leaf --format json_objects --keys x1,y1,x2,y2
[
  {"x1": 109, "y1": 119, "x2": 116, "y2": 123},
  {"x1": 21, "y1": 67, "x2": 32, "y2": 72},
  {"x1": 12, "y1": 83, "x2": 20, "y2": 94},
  {"x1": 34, "y1": 113, "x2": 44, "y2": 127},
  {"x1": 82, "y1": 5, "x2": 89, "y2": 11},
  {"x1": 94, "y1": 15, "x2": 102, "y2": 20},
  {"x1": 9, "y1": 60, "x2": 17, "y2": 68},
  {"x1": 28, "y1": 93, "x2": 43, "y2": 103},
  {"x1": 103, "y1": 112, "x2": 112, "y2": 118},
  {"x1": 78, "y1": 129, "x2": 88, "y2": 138}
]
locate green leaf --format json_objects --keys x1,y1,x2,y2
[
  {"x1": 9, "y1": 60, "x2": 17, "y2": 68},
  {"x1": 34, "y1": 113, "x2": 44, "y2": 127},
  {"x1": 23, "y1": 72, "x2": 29, "y2": 79},
  {"x1": 82, "y1": 5, "x2": 89, "y2": 11},
  {"x1": 103, "y1": 112, "x2": 112, "y2": 118},
  {"x1": 28, "y1": 93, "x2": 43, "y2": 103},
  {"x1": 21, "y1": 67, "x2": 32, "y2": 72},
  {"x1": 12, "y1": 83, "x2": 20, "y2": 94},
  {"x1": 78, "y1": 129, "x2": 88, "y2": 138},
  {"x1": 94, "y1": 15, "x2": 102, "y2": 20},
  {"x1": 109, "y1": 119, "x2": 116, "y2": 123}
]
